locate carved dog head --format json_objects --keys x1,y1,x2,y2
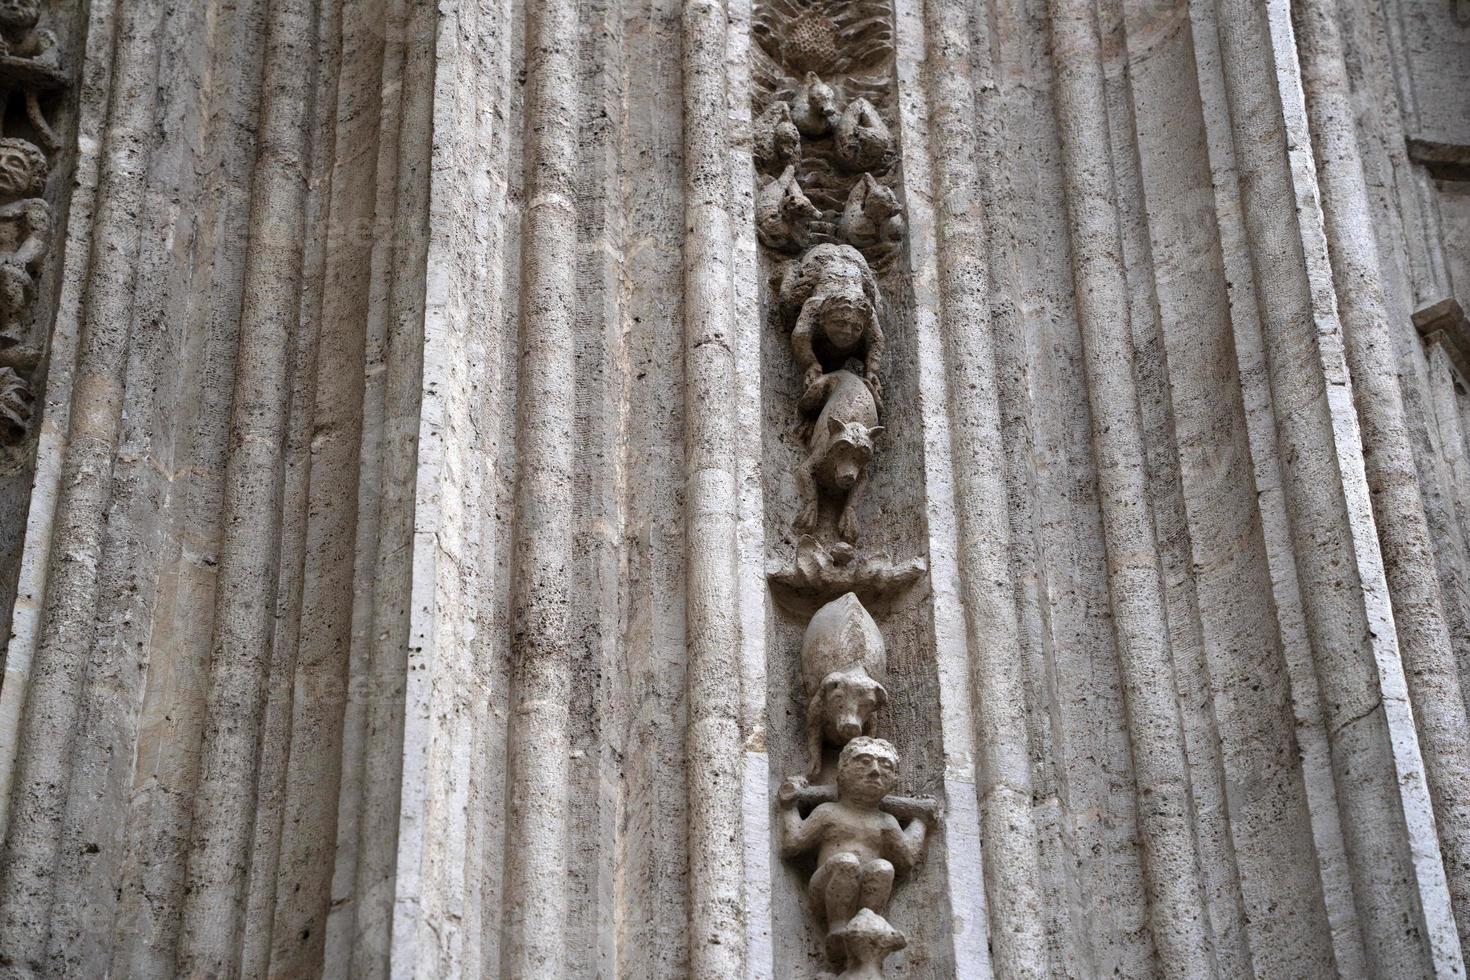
[
  {"x1": 817, "y1": 666, "x2": 887, "y2": 743},
  {"x1": 821, "y1": 414, "x2": 882, "y2": 491},
  {"x1": 808, "y1": 666, "x2": 888, "y2": 779}
]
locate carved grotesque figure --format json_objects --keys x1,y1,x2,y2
[
  {"x1": 779, "y1": 243, "x2": 883, "y2": 393},
  {"x1": 796, "y1": 369, "x2": 882, "y2": 543},
  {"x1": 800, "y1": 592, "x2": 887, "y2": 778},
  {"x1": 792, "y1": 72, "x2": 839, "y2": 138},
  {"x1": 0, "y1": 0, "x2": 54, "y2": 63},
  {"x1": 757, "y1": 164, "x2": 821, "y2": 254},
  {"x1": 754, "y1": 99, "x2": 802, "y2": 174},
  {"x1": 834, "y1": 97, "x2": 892, "y2": 173},
  {"x1": 779, "y1": 737, "x2": 930, "y2": 966},
  {"x1": 0, "y1": 137, "x2": 48, "y2": 344},
  {"x1": 839, "y1": 173, "x2": 904, "y2": 251},
  {"x1": 835, "y1": 908, "x2": 907, "y2": 979}
]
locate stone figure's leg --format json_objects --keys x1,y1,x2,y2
[
  {"x1": 837, "y1": 467, "x2": 868, "y2": 542},
  {"x1": 794, "y1": 456, "x2": 819, "y2": 533},
  {"x1": 858, "y1": 858, "x2": 894, "y2": 913},
  {"x1": 813, "y1": 852, "x2": 862, "y2": 929},
  {"x1": 0, "y1": 263, "x2": 29, "y2": 343}
]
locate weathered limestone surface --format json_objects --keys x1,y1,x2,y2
[{"x1": 0, "y1": 0, "x2": 1467, "y2": 977}]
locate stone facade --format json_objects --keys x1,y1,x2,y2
[{"x1": 0, "y1": 0, "x2": 1467, "y2": 977}]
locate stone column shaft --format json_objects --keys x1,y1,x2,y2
[
  {"x1": 681, "y1": 1, "x2": 747, "y2": 976},
  {"x1": 1048, "y1": 1, "x2": 1218, "y2": 974},
  {"x1": 1294, "y1": 0, "x2": 1470, "y2": 955},
  {"x1": 918, "y1": 1, "x2": 1048, "y2": 975},
  {"x1": 1213, "y1": 0, "x2": 1463, "y2": 972},
  {"x1": 174, "y1": 0, "x2": 319, "y2": 971},
  {"x1": 0, "y1": 2, "x2": 163, "y2": 973},
  {"x1": 498, "y1": 0, "x2": 579, "y2": 975}
]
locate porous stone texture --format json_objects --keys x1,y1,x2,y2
[{"x1": 0, "y1": 0, "x2": 1467, "y2": 977}]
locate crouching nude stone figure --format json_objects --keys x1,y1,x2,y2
[{"x1": 780, "y1": 737, "x2": 932, "y2": 972}]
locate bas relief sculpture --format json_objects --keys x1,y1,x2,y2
[
  {"x1": 0, "y1": 0, "x2": 63, "y2": 448},
  {"x1": 752, "y1": 5, "x2": 937, "y2": 972},
  {"x1": 780, "y1": 738, "x2": 935, "y2": 975},
  {"x1": 800, "y1": 593, "x2": 888, "y2": 780}
]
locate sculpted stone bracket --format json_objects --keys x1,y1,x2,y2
[
  {"x1": 0, "y1": 0, "x2": 66, "y2": 447},
  {"x1": 751, "y1": 2, "x2": 934, "y2": 974}
]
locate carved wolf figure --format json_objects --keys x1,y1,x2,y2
[
  {"x1": 754, "y1": 99, "x2": 802, "y2": 174},
  {"x1": 839, "y1": 173, "x2": 904, "y2": 251},
  {"x1": 800, "y1": 592, "x2": 888, "y2": 780},
  {"x1": 833, "y1": 97, "x2": 892, "y2": 173},
  {"x1": 757, "y1": 164, "x2": 821, "y2": 253},
  {"x1": 797, "y1": 369, "x2": 882, "y2": 543}
]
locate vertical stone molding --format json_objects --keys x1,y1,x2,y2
[
  {"x1": 916, "y1": 0, "x2": 1048, "y2": 974},
  {"x1": 0, "y1": 1, "x2": 158, "y2": 973},
  {"x1": 682, "y1": 2, "x2": 748, "y2": 975},
  {"x1": 497, "y1": 0, "x2": 580, "y2": 976},
  {"x1": 175, "y1": 0, "x2": 320, "y2": 970},
  {"x1": 0, "y1": 0, "x2": 1465, "y2": 976},
  {"x1": 1047, "y1": 0, "x2": 1216, "y2": 974}
]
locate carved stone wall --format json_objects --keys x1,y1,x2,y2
[{"x1": 0, "y1": 0, "x2": 1468, "y2": 978}]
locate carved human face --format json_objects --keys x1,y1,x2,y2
[
  {"x1": 0, "y1": 143, "x2": 41, "y2": 198},
  {"x1": 837, "y1": 737, "x2": 898, "y2": 807},
  {"x1": 820, "y1": 292, "x2": 869, "y2": 350},
  {"x1": 0, "y1": 0, "x2": 39, "y2": 32}
]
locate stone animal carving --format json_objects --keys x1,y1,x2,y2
[
  {"x1": 757, "y1": 164, "x2": 821, "y2": 254},
  {"x1": 839, "y1": 173, "x2": 904, "y2": 251},
  {"x1": 834, "y1": 97, "x2": 893, "y2": 173},
  {"x1": 792, "y1": 72, "x2": 839, "y2": 138},
  {"x1": 779, "y1": 737, "x2": 931, "y2": 968},
  {"x1": 754, "y1": 100, "x2": 801, "y2": 174},
  {"x1": 797, "y1": 370, "x2": 881, "y2": 543},
  {"x1": 833, "y1": 909, "x2": 907, "y2": 979},
  {"x1": 800, "y1": 592, "x2": 887, "y2": 779},
  {"x1": 780, "y1": 243, "x2": 883, "y2": 393},
  {"x1": 0, "y1": 138, "x2": 48, "y2": 345}
]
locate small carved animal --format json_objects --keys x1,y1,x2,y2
[
  {"x1": 839, "y1": 173, "x2": 904, "y2": 251},
  {"x1": 799, "y1": 593, "x2": 889, "y2": 780},
  {"x1": 753, "y1": 100, "x2": 801, "y2": 174},
  {"x1": 792, "y1": 72, "x2": 839, "y2": 138},
  {"x1": 796, "y1": 369, "x2": 883, "y2": 545},
  {"x1": 834, "y1": 97, "x2": 893, "y2": 173},
  {"x1": 756, "y1": 164, "x2": 821, "y2": 253}
]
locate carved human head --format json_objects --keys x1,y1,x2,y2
[
  {"x1": 0, "y1": 138, "x2": 46, "y2": 198},
  {"x1": 818, "y1": 284, "x2": 871, "y2": 349},
  {"x1": 0, "y1": 0, "x2": 40, "y2": 32},
  {"x1": 837, "y1": 736, "x2": 898, "y2": 807}
]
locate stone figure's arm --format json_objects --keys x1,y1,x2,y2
[
  {"x1": 892, "y1": 813, "x2": 928, "y2": 873},
  {"x1": 12, "y1": 200, "x2": 49, "y2": 267},
  {"x1": 792, "y1": 303, "x2": 821, "y2": 386},
  {"x1": 862, "y1": 308, "x2": 884, "y2": 386},
  {"x1": 778, "y1": 784, "x2": 825, "y2": 858}
]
